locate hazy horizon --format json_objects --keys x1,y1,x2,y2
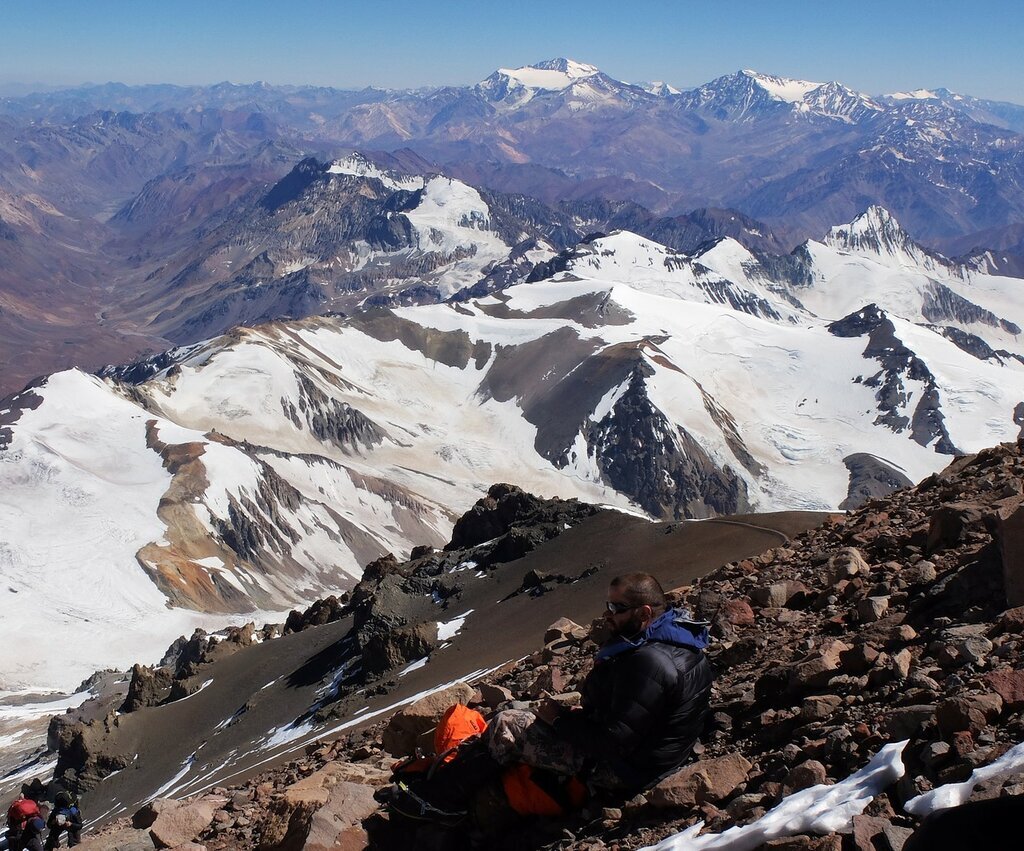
[{"x1": 1, "y1": 0, "x2": 1022, "y2": 105}]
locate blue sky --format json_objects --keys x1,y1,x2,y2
[{"x1": 2, "y1": 0, "x2": 1022, "y2": 103}]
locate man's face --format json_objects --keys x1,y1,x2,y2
[{"x1": 604, "y1": 585, "x2": 648, "y2": 638}]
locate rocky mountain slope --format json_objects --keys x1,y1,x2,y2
[
  {"x1": 19, "y1": 438, "x2": 1024, "y2": 851},
  {"x1": 0, "y1": 486, "x2": 821, "y2": 822}
]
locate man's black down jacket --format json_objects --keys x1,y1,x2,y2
[{"x1": 554, "y1": 638, "x2": 713, "y2": 790}]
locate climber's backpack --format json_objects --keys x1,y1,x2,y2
[
  {"x1": 6, "y1": 797, "x2": 40, "y2": 834},
  {"x1": 386, "y1": 702, "x2": 588, "y2": 822}
]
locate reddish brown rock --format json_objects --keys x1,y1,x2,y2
[
  {"x1": 851, "y1": 814, "x2": 891, "y2": 851},
  {"x1": 783, "y1": 759, "x2": 828, "y2": 793},
  {"x1": 648, "y1": 753, "x2": 752, "y2": 808},
  {"x1": 828, "y1": 549, "x2": 869, "y2": 584},
  {"x1": 790, "y1": 641, "x2": 850, "y2": 691},
  {"x1": 997, "y1": 605, "x2": 1024, "y2": 634},
  {"x1": 762, "y1": 837, "x2": 842, "y2": 851},
  {"x1": 936, "y1": 694, "x2": 1004, "y2": 735},
  {"x1": 984, "y1": 669, "x2": 1024, "y2": 710},
  {"x1": 800, "y1": 695, "x2": 842, "y2": 722},
  {"x1": 840, "y1": 643, "x2": 880, "y2": 674},
  {"x1": 301, "y1": 781, "x2": 377, "y2": 851},
  {"x1": 149, "y1": 800, "x2": 217, "y2": 849},
  {"x1": 720, "y1": 599, "x2": 756, "y2": 627}
]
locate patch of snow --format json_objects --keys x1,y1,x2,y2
[
  {"x1": 641, "y1": 741, "x2": 906, "y2": 850},
  {"x1": 495, "y1": 60, "x2": 600, "y2": 92},
  {"x1": 398, "y1": 656, "x2": 429, "y2": 676},
  {"x1": 905, "y1": 739, "x2": 1024, "y2": 816},
  {"x1": 327, "y1": 154, "x2": 424, "y2": 191},
  {"x1": 743, "y1": 70, "x2": 822, "y2": 103},
  {"x1": 437, "y1": 609, "x2": 473, "y2": 641}
]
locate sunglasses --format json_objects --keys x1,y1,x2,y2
[{"x1": 605, "y1": 601, "x2": 640, "y2": 615}]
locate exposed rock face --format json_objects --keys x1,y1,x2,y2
[
  {"x1": 120, "y1": 664, "x2": 174, "y2": 713},
  {"x1": 288, "y1": 373, "x2": 386, "y2": 453},
  {"x1": 49, "y1": 711, "x2": 132, "y2": 793},
  {"x1": 585, "y1": 365, "x2": 749, "y2": 519},
  {"x1": 447, "y1": 483, "x2": 597, "y2": 551},
  {"x1": 283, "y1": 596, "x2": 349, "y2": 636},
  {"x1": 841, "y1": 453, "x2": 914, "y2": 511},
  {"x1": 830, "y1": 305, "x2": 959, "y2": 455}
]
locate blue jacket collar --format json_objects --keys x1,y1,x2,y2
[{"x1": 596, "y1": 608, "x2": 710, "y2": 661}]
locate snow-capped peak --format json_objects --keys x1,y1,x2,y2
[
  {"x1": 483, "y1": 58, "x2": 601, "y2": 93},
  {"x1": 822, "y1": 206, "x2": 949, "y2": 273},
  {"x1": 640, "y1": 80, "x2": 681, "y2": 97},
  {"x1": 826, "y1": 205, "x2": 907, "y2": 247},
  {"x1": 741, "y1": 69, "x2": 822, "y2": 104},
  {"x1": 326, "y1": 153, "x2": 424, "y2": 191},
  {"x1": 886, "y1": 88, "x2": 940, "y2": 101}
]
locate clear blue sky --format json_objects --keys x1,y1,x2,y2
[{"x1": 2, "y1": 0, "x2": 1022, "y2": 103}]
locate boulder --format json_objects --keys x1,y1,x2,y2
[
  {"x1": 285, "y1": 761, "x2": 391, "y2": 800},
  {"x1": 984, "y1": 669, "x2": 1024, "y2": 710},
  {"x1": 543, "y1": 617, "x2": 587, "y2": 644},
  {"x1": 751, "y1": 581, "x2": 809, "y2": 609},
  {"x1": 828, "y1": 549, "x2": 869, "y2": 584},
  {"x1": 761, "y1": 837, "x2": 842, "y2": 851},
  {"x1": 997, "y1": 504, "x2": 1024, "y2": 606},
  {"x1": 77, "y1": 826, "x2": 157, "y2": 850},
  {"x1": 648, "y1": 753, "x2": 752, "y2": 808},
  {"x1": 857, "y1": 596, "x2": 889, "y2": 623},
  {"x1": 851, "y1": 815, "x2": 891, "y2": 851},
  {"x1": 800, "y1": 695, "x2": 842, "y2": 722},
  {"x1": 997, "y1": 605, "x2": 1024, "y2": 634},
  {"x1": 301, "y1": 781, "x2": 377, "y2": 851},
  {"x1": 790, "y1": 641, "x2": 850, "y2": 692},
  {"x1": 478, "y1": 683, "x2": 514, "y2": 708},
  {"x1": 133, "y1": 798, "x2": 180, "y2": 830},
  {"x1": 936, "y1": 694, "x2": 1003, "y2": 735},
  {"x1": 927, "y1": 502, "x2": 984, "y2": 554},
  {"x1": 718, "y1": 599, "x2": 756, "y2": 627},
  {"x1": 149, "y1": 799, "x2": 217, "y2": 849},
  {"x1": 900, "y1": 561, "x2": 937, "y2": 586},
  {"x1": 882, "y1": 705, "x2": 936, "y2": 740},
  {"x1": 784, "y1": 760, "x2": 828, "y2": 793}
]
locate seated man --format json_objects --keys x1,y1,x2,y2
[
  {"x1": 385, "y1": 572, "x2": 712, "y2": 825},
  {"x1": 487, "y1": 572, "x2": 713, "y2": 795}
]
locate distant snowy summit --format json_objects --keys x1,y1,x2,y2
[
  {"x1": 475, "y1": 59, "x2": 887, "y2": 122},
  {"x1": 476, "y1": 57, "x2": 650, "y2": 110}
]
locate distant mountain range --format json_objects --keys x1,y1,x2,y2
[{"x1": 4, "y1": 62, "x2": 1024, "y2": 692}]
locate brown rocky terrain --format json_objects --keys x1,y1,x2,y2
[{"x1": 21, "y1": 439, "x2": 1024, "y2": 850}]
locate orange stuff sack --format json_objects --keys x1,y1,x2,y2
[
  {"x1": 433, "y1": 703, "x2": 488, "y2": 762},
  {"x1": 501, "y1": 763, "x2": 587, "y2": 816}
]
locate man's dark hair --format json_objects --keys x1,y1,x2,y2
[{"x1": 610, "y1": 573, "x2": 668, "y2": 615}]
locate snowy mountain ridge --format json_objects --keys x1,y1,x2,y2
[{"x1": 5, "y1": 204, "x2": 1024, "y2": 691}]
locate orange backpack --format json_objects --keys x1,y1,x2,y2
[
  {"x1": 434, "y1": 703, "x2": 488, "y2": 761},
  {"x1": 501, "y1": 763, "x2": 588, "y2": 816},
  {"x1": 391, "y1": 702, "x2": 489, "y2": 777}
]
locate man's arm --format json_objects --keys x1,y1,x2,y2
[{"x1": 554, "y1": 649, "x2": 677, "y2": 759}]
